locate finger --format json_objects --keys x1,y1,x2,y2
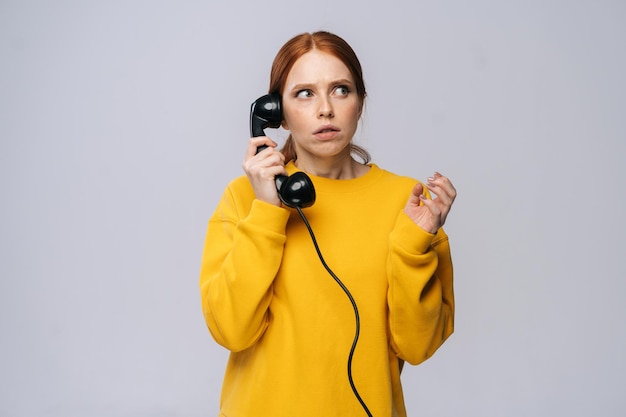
[
  {"x1": 407, "y1": 183, "x2": 425, "y2": 206},
  {"x1": 424, "y1": 190, "x2": 453, "y2": 224},
  {"x1": 426, "y1": 183, "x2": 453, "y2": 208},
  {"x1": 412, "y1": 182, "x2": 425, "y2": 197},
  {"x1": 247, "y1": 137, "x2": 277, "y2": 157},
  {"x1": 419, "y1": 194, "x2": 442, "y2": 218},
  {"x1": 243, "y1": 158, "x2": 287, "y2": 184},
  {"x1": 426, "y1": 180, "x2": 451, "y2": 205},
  {"x1": 427, "y1": 174, "x2": 456, "y2": 204},
  {"x1": 433, "y1": 172, "x2": 457, "y2": 197},
  {"x1": 244, "y1": 150, "x2": 285, "y2": 173},
  {"x1": 436, "y1": 174, "x2": 457, "y2": 202},
  {"x1": 425, "y1": 186, "x2": 453, "y2": 220}
]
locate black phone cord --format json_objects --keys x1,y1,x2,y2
[{"x1": 296, "y1": 206, "x2": 373, "y2": 417}]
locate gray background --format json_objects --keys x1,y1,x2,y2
[{"x1": 1, "y1": 0, "x2": 625, "y2": 416}]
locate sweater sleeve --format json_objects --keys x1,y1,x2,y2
[
  {"x1": 387, "y1": 212, "x2": 455, "y2": 365},
  {"x1": 199, "y1": 185, "x2": 291, "y2": 352}
]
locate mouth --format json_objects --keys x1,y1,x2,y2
[{"x1": 314, "y1": 125, "x2": 340, "y2": 135}]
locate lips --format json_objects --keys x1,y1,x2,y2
[{"x1": 313, "y1": 125, "x2": 340, "y2": 138}]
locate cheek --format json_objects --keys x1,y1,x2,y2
[
  {"x1": 343, "y1": 96, "x2": 360, "y2": 115},
  {"x1": 346, "y1": 102, "x2": 361, "y2": 124},
  {"x1": 282, "y1": 107, "x2": 307, "y2": 131}
]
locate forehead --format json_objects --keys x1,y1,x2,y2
[{"x1": 285, "y1": 50, "x2": 354, "y2": 87}]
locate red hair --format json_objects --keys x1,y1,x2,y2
[{"x1": 269, "y1": 31, "x2": 370, "y2": 163}]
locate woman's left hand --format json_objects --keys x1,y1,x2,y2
[{"x1": 404, "y1": 172, "x2": 457, "y2": 234}]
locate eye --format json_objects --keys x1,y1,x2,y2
[
  {"x1": 296, "y1": 89, "x2": 313, "y2": 98},
  {"x1": 334, "y1": 85, "x2": 350, "y2": 96}
]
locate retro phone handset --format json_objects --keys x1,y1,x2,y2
[
  {"x1": 249, "y1": 94, "x2": 373, "y2": 416},
  {"x1": 250, "y1": 93, "x2": 316, "y2": 208}
]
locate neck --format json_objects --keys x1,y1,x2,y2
[{"x1": 294, "y1": 152, "x2": 368, "y2": 180}]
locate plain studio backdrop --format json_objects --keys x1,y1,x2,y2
[{"x1": 1, "y1": 0, "x2": 625, "y2": 416}]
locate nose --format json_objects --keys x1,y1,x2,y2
[{"x1": 318, "y1": 96, "x2": 334, "y2": 118}]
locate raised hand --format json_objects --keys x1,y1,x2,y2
[
  {"x1": 404, "y1": 172, "x2": 457, "y2": 234},
  {"x1": 242, "y1": 137, "x2": 287, "y2": 207}
]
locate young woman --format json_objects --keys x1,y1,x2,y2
[{"x1": 200, "y1": 31, "x2": 456, "y2": 417}]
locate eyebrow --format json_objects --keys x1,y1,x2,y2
[{"x1": 288, "y1": 78, "x2": 355, "y2": 92}]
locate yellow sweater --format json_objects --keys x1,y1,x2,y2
[{"x1": 200, "y1": 161, "x2": 454, "y2": 417}]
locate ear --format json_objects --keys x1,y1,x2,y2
[
  {"x1": 281, "y1": 119, "x2": 290, "y2": 130},
  {"x1": 357, "y1": 100, "x2": 364, "y2": 119}
]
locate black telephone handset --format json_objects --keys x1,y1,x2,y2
[{"x1": 250, "y1": 94, "x2": 315, "y2": 208}]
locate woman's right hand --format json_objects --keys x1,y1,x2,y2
[{"x1": 242, "y1": 137, "x2": 287, "y2": 207}]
